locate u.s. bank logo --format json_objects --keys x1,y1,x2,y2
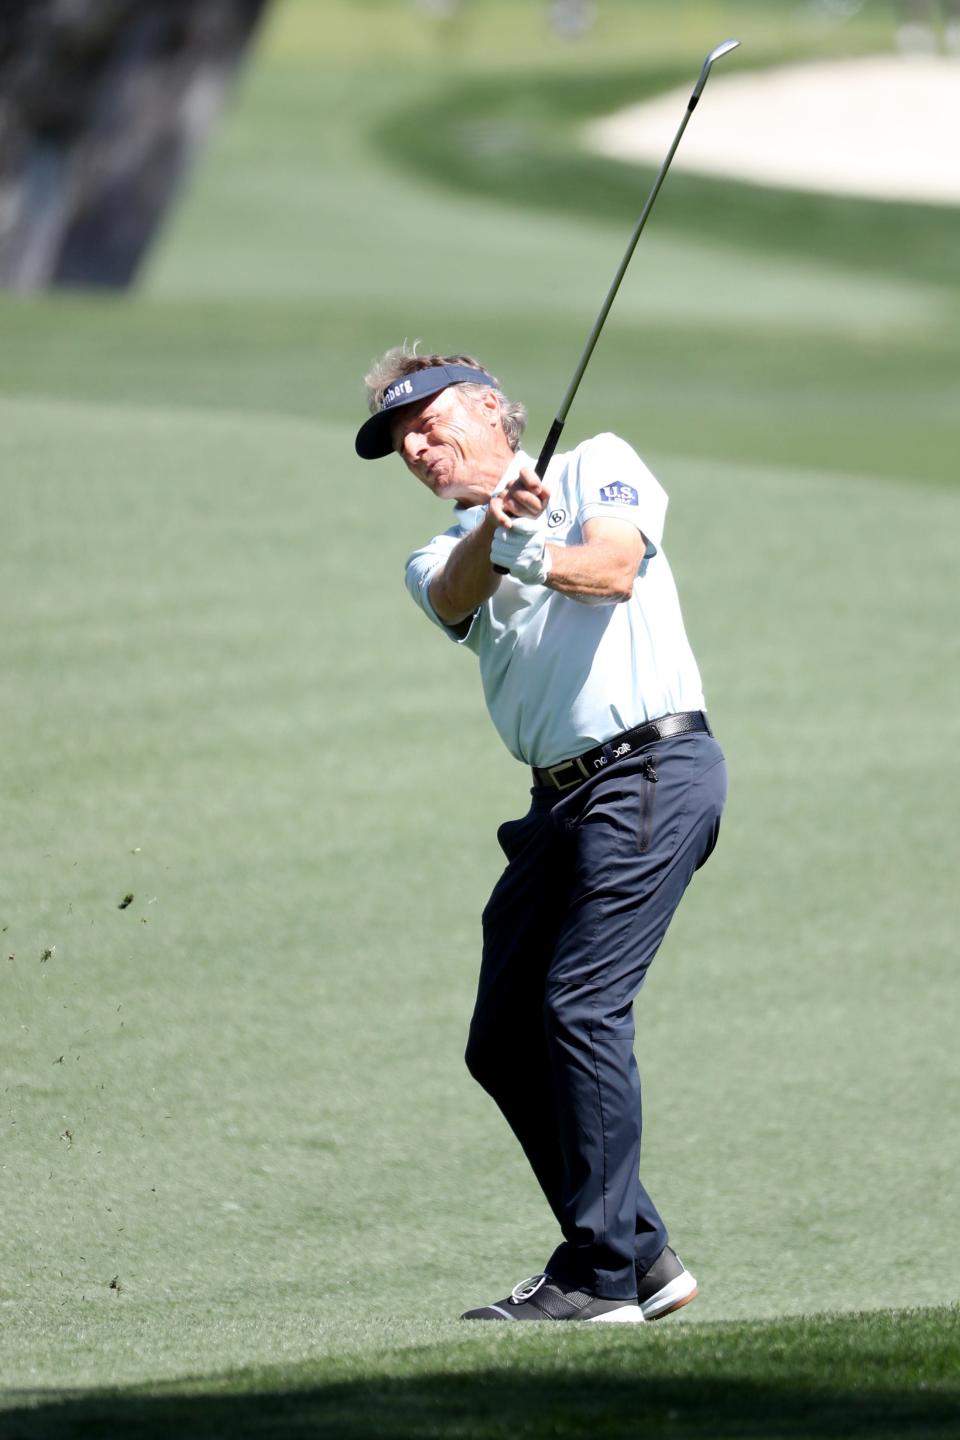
[
  {"x1": 548, "y1": 509, "x2": 567, "y2": 528},
  {"x1": 599, "y1": 483, "x2": 638, "y2": 506}
]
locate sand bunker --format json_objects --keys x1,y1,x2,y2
[{"x1": 586, "y1": 55, "x2": 960, "y2": 206}]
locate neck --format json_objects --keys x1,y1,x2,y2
[{"x1": 456, "y1": 439, "x2": 518, "y2": 507}]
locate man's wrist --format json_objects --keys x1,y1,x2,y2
[{"x1": 490, "y1": 518, "x2": 551, "y2": 585}]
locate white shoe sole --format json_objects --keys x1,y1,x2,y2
[
  {"x1": 587, "y1": 1303, "x2": 646, "y2": 1324},
  {"x1": 640, "y1": 1270, "x2": 698, "y2": 1321}
]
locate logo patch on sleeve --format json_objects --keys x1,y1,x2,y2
[{"x1": 599, "y1": 482, "x2": 638, "y2": 506}]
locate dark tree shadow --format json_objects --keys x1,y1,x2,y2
[{"x1": 2, "y1": 1370, "x2": 959, "y2": 1440}]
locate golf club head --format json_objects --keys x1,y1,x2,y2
[{"x1": 692, "y1": 38, "x2": 740, "y2": 102}]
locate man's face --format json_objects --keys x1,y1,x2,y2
[{"x1": 390, "y1": 385, "x2": 504, "y2": 504}]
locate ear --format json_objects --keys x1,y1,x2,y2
[{"x1": 480, "y1": 389, "x2": 501, "y2": 425}]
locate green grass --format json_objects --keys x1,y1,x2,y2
[
  {"x1": 3, "y1": 1309, "x2": 959, "y2": 1438},
  {"x1": 1, "y1": 0, "x2": 958, "y2": 1432},
  {"x1": 375, "y1": 62, "x2": 960, "y2": 290}
]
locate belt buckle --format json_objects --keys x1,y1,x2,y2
[{"x1": 546, "y1": 757, "x2": 590, "y2": 791}]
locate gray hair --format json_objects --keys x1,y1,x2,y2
[{"x1": 363, "y1": 342, "x2": 528, "y2": 452}]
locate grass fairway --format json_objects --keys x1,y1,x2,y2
[
  {"x1": 1, "y1": 0, "x2": 958, "y2": 1433},
  {"x1": 4, "y1": 1309, "x2": 959, "y2": 1438}
]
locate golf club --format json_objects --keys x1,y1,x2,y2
[{"x1": 494, "y1": 38, "x2": 740, "y2": 571}]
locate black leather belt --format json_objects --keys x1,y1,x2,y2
[{"x1": 532, "y1": 711, "x2": 711, "y2": 792}]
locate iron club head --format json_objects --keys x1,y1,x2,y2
[{"x1": 692, "y1": 38, "x2": 740, "y2": 102}]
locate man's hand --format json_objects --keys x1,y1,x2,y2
[
  {"x1": 488, "y1": 463, "x2": 552, "y2": 583},
  {"x1": 489, "y1": 464, "x2": 550, "y2": 527},
  {"x1": 428, "y1": 457, "x2": 547, "y2": 623},
  {"x1": 490, "y1": 514, "x2": 552, "y2": 585}
]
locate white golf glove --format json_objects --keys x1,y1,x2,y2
[{"x1": 490, "y1": 513, "x2": 552, "y2": 585}]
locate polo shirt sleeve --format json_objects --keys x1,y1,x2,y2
[
  {"x1": 405, "y1": 522, "x2": 480, "y2": 644},
  {"x1": 576, "y1": 432, "x2": 668, "y2": 555}
]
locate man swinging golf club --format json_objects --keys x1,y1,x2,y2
[
  {"x1": 355, "y1": 343, "x2": 727, "y2": 1322},
  {"x1": 355, "y1": 42, "x2": 737, "y2": 1325}
]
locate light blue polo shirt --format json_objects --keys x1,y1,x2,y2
[{"x1": 405, "y1": 433, "x2": 705, "y2": 769}]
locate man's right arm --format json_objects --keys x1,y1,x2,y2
[{"x1": 428, "y1": 509, "x2": 502, "y2": 625}]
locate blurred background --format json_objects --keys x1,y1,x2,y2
[{"x1": 1, "y1": 0, "x2": 958, "y2": 1414}]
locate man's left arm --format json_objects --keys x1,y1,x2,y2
[
  {"x1": 489, "y1": 461, "x2": 647, "y2": 604},
  {"x1": 544, "y1": 518, "x2": 645, "y2": 604}
]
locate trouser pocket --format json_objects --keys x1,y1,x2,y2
[{"x1": 637, "y1": 756, "x2": 658, "y2": 853}]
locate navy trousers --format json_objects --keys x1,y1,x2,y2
[{"x1": 465, "y1": 729, "x2": 727, "y2": 1300}]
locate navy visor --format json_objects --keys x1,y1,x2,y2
[{"x1": 355, "y1": 364, "x2": 496, "y2": 459}]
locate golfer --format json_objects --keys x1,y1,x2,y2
[{"x1": 356, "y1": 345, "x2": 727, "y2": 1324}]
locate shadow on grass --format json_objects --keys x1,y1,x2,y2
[{"x1": 3, "y1": 1370, "x2": 959, "y2": 1440}]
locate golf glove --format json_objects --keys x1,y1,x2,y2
[{"x1": 490, "y1": 514, "x2": 552, "y2": 586}]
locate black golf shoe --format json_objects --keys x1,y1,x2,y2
[
  {"x1": 636, "y1": 1245, "x2": 698, "y2": 1320},
  {"x1": 461, "y1": 1272, "x2": 645, "y2": 1323}
]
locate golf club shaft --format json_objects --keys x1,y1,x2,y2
[
  {"x1": 535, "y1": 40, "x2": 740, "y2": 480},
  {"x1": 493, "y1": 40, "x2": 739, "y2": 573},
  {"x1": 534, "y1": 105, "x2": 698, "y2": 475}
]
